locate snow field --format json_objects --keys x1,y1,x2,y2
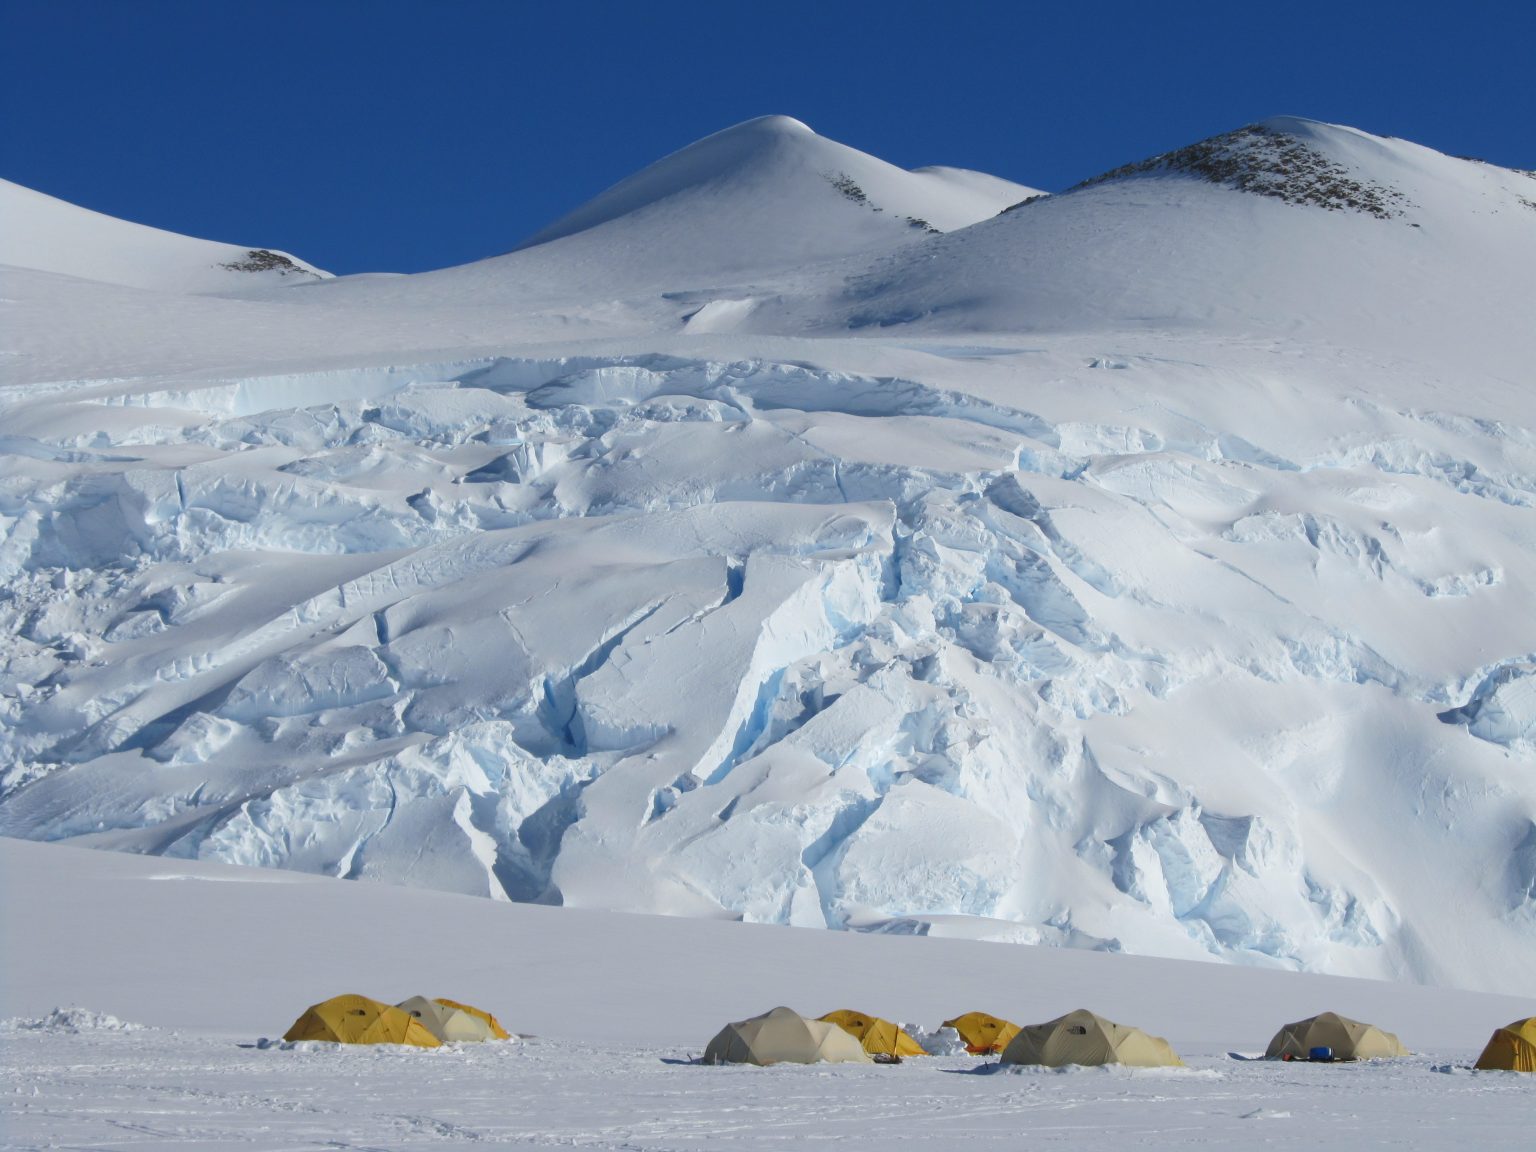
[
  {"x1": 4, "y1": 841, "x2": 1535, "y2": 1151},
  {"x1": 7, "y1": 1026, "x2": 1535, "y2": 1151}
]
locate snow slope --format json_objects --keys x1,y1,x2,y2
[
  {"x1": 4, "y1": 839, "x2": 1534, "y2": 1150},
  {"x1": 0, "y1": 177, "x2": 328, "y2": 293},
  {"x1": 297, "y1": 115, "x2": 1042, "y2": 331},
  {"x1": 0, "y1": 119, "x2": 1037, "y2": 383},
  {"x1": 507, "y1": 115, "x2": 1040, "y2": 270},
  {"x1": 754, "y1": 117, "x2": 1536, "y2": 378},
  {"x1": 2, "y1": 117, "x2": 1535, "y2": 998}
]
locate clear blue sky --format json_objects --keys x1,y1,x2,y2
[{"x1": 3, "y1": 0, "x2": 1530, "y2": 275}]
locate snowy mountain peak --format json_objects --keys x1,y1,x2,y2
[
  {"x1": 503, "y1": 115, "x2": 1042, "y2": 274},
  {"x1": 728, "y1": 113, "x2": 816, "y2": 136},
  {"x1": 0, "y1": 177, "x2": 328, "y2": 295},
  {"x1": 755, "y1": 116, "x2": 1535, "y2": 382}
]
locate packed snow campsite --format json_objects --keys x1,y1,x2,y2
[
  {"x1": 2, "y1": 113, "x2": 1535, "y2": 1145},
  {"x1": 5, "y1": 839, "x2": 1536, "y2": 1147}
]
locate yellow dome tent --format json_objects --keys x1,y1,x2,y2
[
  {"x1": 704, "y1": 1006, "x2": 873, "y2": 1066},
  {"x1": 434, "y1": 997, "x2": 512, "y2": 1040},
  {"x1": 941, "y1": 1011, "x2": 1020, "y2": 1055},
  {"x1": 1264, "y1": 1012, "x2": 1407, "y2": 1061},
  {"x1": 1001, "y1": 1008, "x2": 1183, "y2": 1068},
  {"x1": 819, "y1": 1009, "x2": 925, "y2": 1058},
  {"x1": 1475, "y1": 1018, "x2": 1536, "y2": 1071},
  {"x1": 282, "y1": 994, "x2": 440, "y2": 1048}
]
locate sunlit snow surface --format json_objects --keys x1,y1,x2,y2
[
  {"x1": 2, "y1": 116, "x2": 1535, "y2": 994},
  {"x1": 4, "y1": 842, "x2": 1535, "y2": 1150},
  {"x1": 11, "y1": 1026, "x2": 1536, "y2": 1151}
]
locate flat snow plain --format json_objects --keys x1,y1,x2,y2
[{"x1": 4, "y1": 839, "x2": 1534, "y2": 1149}]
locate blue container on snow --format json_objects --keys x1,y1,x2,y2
[{"x1": 1309, "y1": 1046, "x2": 1333, "y2": 1061}]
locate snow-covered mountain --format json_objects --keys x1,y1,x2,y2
[
  {"x1": 752, "y1": 117, "x2": 1536, "y2": 378},
  {"x1": 517, "y1": 115, "x2": 1037, "y2": 253},
  {"x1": 0, "y1": 177, "x2": 329, "y2": 294},
  {"x1": 2, "y1": 116, "x2": 1533, "y2": 995},
  {"x1": 306, "y1": 114, "x2": 1043, "y2": 328}
]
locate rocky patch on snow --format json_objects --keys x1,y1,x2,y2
[
  {"x1": 218, "y1": 249, "x2": 323, "y2": 277},
  {"x1": 1076, "y1": 122, "x2": 1411, "y2": 219}
]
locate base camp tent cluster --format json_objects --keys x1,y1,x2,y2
[
  {"x1": 700, "y1": 1008, "x2": 1536, "y2": 1070},
  {"x1": 277, "y1": 997, "x2": 1536, "y2": 1074},
  {"x1": 703, "y1": 1007, "x2": 1184, "y2": 1067},
  {"x1": 283, "y1": 995, "x2": 511, "y2": 1047}
]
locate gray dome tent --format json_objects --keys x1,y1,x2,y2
[
  {"x1": 1000, "y1": 1008, "x2": 1183, "y2": 1068},
  {"x1": 704, "y1": 1006, "x2": 873, "y2": 1066},
  {"x1": 1265, "y1": 1012, "x2": 1406, "y2": 1061}
]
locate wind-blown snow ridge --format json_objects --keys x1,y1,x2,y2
[{"x1": 2, "y1": 115, "x2": 1534, "y2": 996}]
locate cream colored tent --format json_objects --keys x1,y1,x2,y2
[
  {"x1": 1265, "y1": 1012, "x2": 1407, "y2": 1061},
  {"x1": 1000, "y1": 1008, "x2": 1183, "y2": 1068},
  {"x1": 1475, "y1": 1017, "x2": 1536, "y2": 1071},
  {"x1": 434, "y1": 998, "x2": 512, "y2": 1040},
  {"x1": 704, "y1": 1006, "x2": 873, "y2": 1066},
  {"x1": 397, "y1": 996, "x2": 495, "y2": 1043}
]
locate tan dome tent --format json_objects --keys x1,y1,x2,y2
[
  {"x1": 283, "y1": 994, "x2": 441, "y2": 1048},
  {"x1": 1265, "y1": 1012, "x2": 1407, "y2": 1061},
  {"x1": 1474, "y1": 1018, "x2": 1536, "y2": 1071},
  {"x1": 1001, "y1": 1008, "x2": 1183, "y2": 1068},
  {"x1": 396, "y1": 996, "x2": 495, "y2": 1043},
  {"x1": 434, "y1": 997, "x2": 512, "y2": 1040},
  {"x1": 704, "y1": 1006, "x2": 873, "y2": 1066},
  {"x1": 819, "y1": 1009, "x2": 925, "y2": 1058},
  {"x1": 942, "y1": 1011, "x2": 1020, "y2": 1055}
]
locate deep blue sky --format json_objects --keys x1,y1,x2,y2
[{"x1": 3, "y1": 0, "x2": 1531, "y2": 275}]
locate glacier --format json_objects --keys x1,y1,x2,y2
[{"x1": 2, "y1": 114, "x2": 1534, "y2": 993}]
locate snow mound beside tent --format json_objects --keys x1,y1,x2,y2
[{"x1": 2, "y1": 1008, "x2": 145, "y2": 1033}]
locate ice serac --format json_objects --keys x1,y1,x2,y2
[{"x1": 1, "y1": 116, "x2": 1535, "y2": 996}]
